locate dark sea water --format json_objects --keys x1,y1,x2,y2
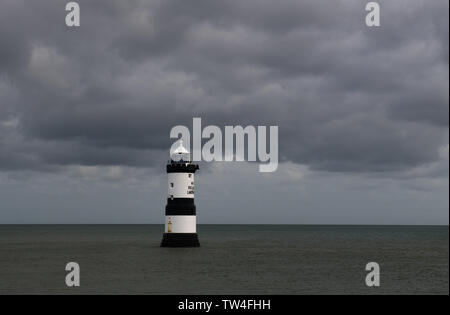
[{"x1": 0, "y1": 225, "x2": 448, "y2": 295}]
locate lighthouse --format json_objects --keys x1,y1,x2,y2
[{"x1": 161, "y1": 140, "x2": 200, "y2": 247}]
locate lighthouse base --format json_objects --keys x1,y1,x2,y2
[{"x1": 160, "y1": 233, "x2": 200, "y2": 247}]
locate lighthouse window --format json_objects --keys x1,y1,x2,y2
[
  {"x1": 170, "y1": 183, "x2": 174, "y2": 188},
  {"x1": 188, "y1": 174, "x2": 192, "y2": 178}
]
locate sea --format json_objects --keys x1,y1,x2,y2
[{"x1": 0, "y1": 224, "x2": 448, "y2": 295}]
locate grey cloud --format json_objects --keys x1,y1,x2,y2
[{"x1": 0, "y1": 0, "x2": 448, "y2": 177}]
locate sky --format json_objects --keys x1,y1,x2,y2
[{"x1": 0, "y1": 0, "x2": 448, "y2": 224}]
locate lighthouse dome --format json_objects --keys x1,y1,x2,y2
[{"x1": 170, "y1": 139, "x2": 190, "y2": 162}]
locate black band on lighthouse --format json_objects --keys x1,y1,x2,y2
[
  {"x1": 166, "y1": 198, "x2": 194, "y2": 205},
  {"x1": 166, "y1": 198, "x2": 196, "y2": 215},
  {"x1": 161, "y1": 233, "x2": 200, "y2": 247},
  {"x1": 165, "y1": 203, "x2": 196, "y2": 215},
  {"x1": 167, "y1": 163, "x2": 199, "y2": 173}
]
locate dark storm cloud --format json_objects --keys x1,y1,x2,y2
[{"x1": 0, "y1": 0, "x2": 448, "y2": 174}]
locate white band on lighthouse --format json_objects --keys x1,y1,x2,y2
[
  {"x1": 165, "y1": 216, "x2": 196, "y2": 233},
  {"x1": 168, "y1": 173, "x2": 194, "y2": 198}
]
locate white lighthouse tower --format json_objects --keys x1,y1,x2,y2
[{"x1": 161, "y1": 140, "x2": 200, "y2": 247}]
